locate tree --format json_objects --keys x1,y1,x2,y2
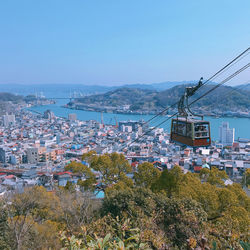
[
  {"x1": 89, "y1": 153, "x2": 132, "y2": 187},
  {"x1": 216, "y1": 188, "x2": 238, "y2": 213},
  {"x1": 152, "y1": 165, "x2": 183, "y2": 197},
  {"x1": 105, "y1": 178, "x2": 133, "y2": 195},
  {"x1": 227, "y1": 183, "x2": 250, "y2": 211},
  {"x1": 102, "y1": 187, "x2": 168, "y2": 219},
  {"x1": 81, "y1": 150, "x2": 97, "y2": 163},
  {"x1": 134, "y1": 162, "x2": 161, "y2": 188},
  {"x1": 200, "y1": 167, "x2": 228, "y2": 186},
  {"x1": 56, "y1": 189, "x2": 101, "y2": 233},
  {"x1": 65, "y1": 161, "x2": 96, "y2": 191},
  {"x1": 2, "y1": 186, "x2": 61, "y2": 250},
  {"x1": 163, "y1": 198, "x2": 207, "y2": 248},
  {"x1": 0, "y1": 201, "x2": 11, "y2": 250},
  {"x1": 208, "y1": 206, "x2": 250, "y2": 249},
  {"x1": 242, "y1": 168, "x2": 250, "y2": 188}
]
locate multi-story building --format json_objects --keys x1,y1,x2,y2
[
  {"x1": 43, "y1": 110, "x2": 55, "y2": 120},
  {"x1": 37, "y1": 147, "x2": 57, "y2": 162},
  {"x1": 3, "y1": 114, "x2": 15, "y2": 127},
  {"x1": 26, "y1": 147, "x2": 38, "y2": 164},
  {"x1": 219, "y1": 122, "x2": 235, "y2": 146},
  {"x1": 0, "y1": 147, "x2": 11, "y2": 163},
  {"x1": 118, "y1": 120, "x2": 144, "y2": 132}
]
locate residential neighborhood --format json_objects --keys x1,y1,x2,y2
[{"x1": 1, "y1": 105, "x2": 249, "y2": 196}]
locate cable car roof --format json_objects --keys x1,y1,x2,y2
[{"x1": 172, "y1": 117, "x2": 209, "y2": 123}]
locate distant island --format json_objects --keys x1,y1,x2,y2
[
  {"x1": 65, "y1": 84, "x2": 250, "y2": 118},
  {"x1": 0, "y1": 92, "x2": 55, "y2": 107}
]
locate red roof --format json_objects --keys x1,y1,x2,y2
[
  {"x1": 56, "y1": 171, "x2": 72, "y2": 176},
  {"x1": 5, "y1": 175, "x2": 16, "y2": 179},
  {"x1": 131, "y1": 162, "x2": 138, "y2": 167},
  {"x1": 152, "y1": 161, "x2": 161, "y2": 164},
  {"x1": 194, "y1": 166, "x2": 202, "y2": 171}
]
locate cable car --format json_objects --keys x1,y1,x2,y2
[
  {"x1": 171, "y1": 117, "x2": 211, "y2": 147},
  {"x1": 170, "y1": 77, "x2": 211, "y2": 147}
]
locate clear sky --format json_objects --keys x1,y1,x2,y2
[{"x1": 0, "y1": 0, "x2": 249, "y2": 85}]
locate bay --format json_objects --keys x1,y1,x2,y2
[{"x1": 28, "y1": 99, "x2": 250, "y2": 141}]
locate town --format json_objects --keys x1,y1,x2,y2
[{"x1": 0, "y1": 102, "x2": 249, "y2": 196}]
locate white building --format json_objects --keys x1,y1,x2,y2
[
  {"x1": 219, "y1": 122, "x2": 235, "y2": 146},
  {"x1": 3, "y1": 114, "x2": 15, "y2": 127}
]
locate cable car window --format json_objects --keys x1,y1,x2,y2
[
  {"x1": 186, "y1": 123, "x2": 192, "y2": 137},
  {"x1": 172, "y1": 121, "x2": 177, "y2": 133},
  {"x1": 194, "y1": 123, "x2": 209, "y2": 138},
  {"x1": 177, "y1": 123, "x2": 186, "y2": 136}
]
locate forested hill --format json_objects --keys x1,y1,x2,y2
[
  {"x1": 156, "y1": 84, "x2": 250, "y2": 111},
  {"x1": 236, "y1": 83, "x2": 250, "y2": 91},
  {"x1": 0, "y1": 92, "x2": 24, "y2": 102},
  {"x1": 0, "y1": 92, "x2": 49, "y2": 103},
  {"x1": 75, "y1": 88, "x2": 158, "y2": 108},
  {"x1": 72, "y1": 84, "x2": 250, "y2": 113}
]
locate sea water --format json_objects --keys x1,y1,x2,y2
[{"x1": 28, "y1": 99, "x2": 250, "y2": 141}]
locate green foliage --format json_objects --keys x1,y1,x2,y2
[
  {"x1": 102, "y1": 187, "x2": 168, "y2": 219},
  {"x1": 0, "y1": 201, "x2": 11, "y2": 250},
  {"x1": 201, "y1": 167, "x2": 228, "y2": 186},
  {"x1": 61, "y1": 217, "x2": 151, "y2": 249},
  {"x1": 0, "y1": 158, "x2": 249, "y2": 249},
  {"x1": 242, "y1": 168, "x2": 250, "y2": 187},
  {"x1": 163, "y1": 198, "x2": 207, "y2": 248},
  {"x1": 65, "y1": 161, "x2": 92, "y2": 175},
  {"x1": 240, "y1": 241, "x2": 250, "y2": 250},
  {"x1": 134, "y1": 162, "x2": 161, "y2": 188},
  {"x1": 152, "y1": 165, "x2": 183, "y2": 197},
  {"x1": 64, "y1": 180, "x2": 75, "y2": 191},
  {"x1": 88, "y1": 152, "x2": 132, "y2": 187},
  {"x1": 65, "y1": 161, "x2": 96, "y2": 191},
  {"x1": 0, "y1": 186, "x2": 62, "y2": 249},
  {"x1": 81, "y1": 150, "x2": 96, "y2": 163}
]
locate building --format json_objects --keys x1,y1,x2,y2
[
  {"x1": 3, "y1": 114, "x2": 15, "y2": 127},
  {"x1": 219, "y1": 122, "x2": 235, "y2": 146},
  {"x1": 26, "y1": 147, "x2": 38, "y2": 164},
  {"x1": 43, "y1": 110, "x2": 55, "y2": 120},
  {"x1": 56, "y1": 133, "x2": 61, "y2": 144},
  {"x1": 0, "y1": 147, "x2": 10, "y2": 163},
  {"x1": 121, "y1": 125, "x2": 132, "y2": 133},
  {"x1": 68, "y1": 113, "x2": 77, "y2": 121},
  {"x1": 118, "y1": 120, "x2": 144, "y2": 132}
]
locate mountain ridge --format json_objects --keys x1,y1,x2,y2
[{"x1": 68, "y1": 84, "x2": 250, "y2": 115}]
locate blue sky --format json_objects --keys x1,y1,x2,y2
[{"x1": 0, "y1": 0, "x2": 249, "y2": 85}]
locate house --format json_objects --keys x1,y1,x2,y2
[{"x1": 54, "y1": 171, "x2": 72, "y2": 186}]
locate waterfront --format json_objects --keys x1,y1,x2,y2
[{"x1": 28, "y1": 100, "x2": 250, "y2": 140}]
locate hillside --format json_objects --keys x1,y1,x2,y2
[
  {"x1": 236, "y1": 83, "x2": 250, "y2": 91},
  {"x1": 0, "y1": 92, "x2": 24, "y2": 103},
  {"x1": 0, "y1": 92, "x2": 54, "y2": 105},
  {"x1": 155, "y1": 84, "x2": 250, "y2": 111},
  {"x1": 68, "y1": 84, "x2": 250, "y2": 115},
  {"x1": 70, "y1": 88, "x2": 159, "y2": 113}
]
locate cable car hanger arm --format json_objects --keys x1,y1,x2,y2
[{"x1": 178, "y1": 77, "x2": 204, "y2": 118}]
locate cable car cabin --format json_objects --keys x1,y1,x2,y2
[{"x1": 171, "y1": 117, "x2": 211, "y2": 147}]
